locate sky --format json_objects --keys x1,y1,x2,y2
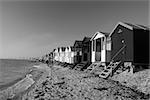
[{"x1": 0, "y1": 0, "x2": 149, "y2": 59}]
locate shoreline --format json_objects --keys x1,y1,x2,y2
[
  {"x1": 0, "y1": 74, "x2": 35, "y2": 99},
  {"x1": 0, "y1": 75, "x2": 26, "y2": 91},
  {"x1": 0, "y1": 63, "x2": 44, "y2": 100},
  {"x1": 0, "y1": 62, "x2": 41, "y2": 90},
  {"x1": 0, "y1": 60, "x2": 41, "y2": 90}
]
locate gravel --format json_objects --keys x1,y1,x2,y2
[{"x1": 22, "y1": 65, "x2": 150, "y2": 100}]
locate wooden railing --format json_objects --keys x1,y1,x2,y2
[{"x1": 111, "y1": 45, "x2": 126, "y2": 62}]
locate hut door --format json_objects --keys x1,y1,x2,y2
[
  {"x1": 95, "y1": 38, "x2": 101, "y2": 61},
  {"x1": 83, "y1": 53, "x2": 88, "y2": 61}
]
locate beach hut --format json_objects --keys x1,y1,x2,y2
[
  {"x1": 55, "y1": 47, "x2": 61, "y2": 62},
  {"x1": 67, "y1": 46, "x2": 75, "y2": 64},
  {"x1": 59, "y1": 47, "x2": 66, "y2": 62},
  {"x1": 65, "y1": 46, "x2": 75, "y2": 64},
  {"x1": 58, "y1": 47, "x2": 61, "y2": 62},
  {"x1": 90, "y1": 31, "x2": 110, "y2": 65},
  {"x1": 73, "y1": 40, "x2": 83, "y2": 64},
  {"x1": 65, "y1": 47, "x2": 69, "y2": 63},
  {"x1": 81, "y1": 37, "x2": 91, "y2": 63},
  {"x1": 49, "y1": 50, "x2": 55, "y2": 63},
  {"x1": 109, "y1": 22, "x2": 149, "y2": 71},
  {"x1": 71, "y1": 46, "x2": 75, "y2": 64},
  {"x1": 54, "y1": 48, "x2": 59, "y2": 61},
  {"x1": 62, "y1": 47, "x2": 66, "y2": 62}
]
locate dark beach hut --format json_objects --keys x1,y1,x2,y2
[
  {"x1": 73, "y1": 40, "x2": 83, "y2": 64},
  {"x1": 109, "y1": 22, "x2": 149, "y2": 71},
  {"x1": 81, "y1": 37, "x2": 91, "y2": 63}
]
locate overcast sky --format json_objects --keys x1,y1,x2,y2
[{"x1": 0, "y1": 0, "x2": 149, "y2": 59}]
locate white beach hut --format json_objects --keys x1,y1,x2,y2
[{"x1": 91, "y1": 31, "x2": 111, "y2": 64}]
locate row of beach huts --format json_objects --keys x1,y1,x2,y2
[{"x1": 39, "y1": 21, "x2": 149, "y2": 78}]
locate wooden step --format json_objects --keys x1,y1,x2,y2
[
  {"x1": 73, "y1": 63, "x2": 86, "y2": 71},
  {"x1": 84, "y1": 62, "x2": 101, "y2": 73},
  {"x1": 91, "y1": 65, "x2": 105, "y2": 75},
  {"x1": 99, "y1": 61, "x2": 121, "y2": 79}
]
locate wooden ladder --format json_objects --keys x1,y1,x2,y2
[
  {"x1": 90, "y1": 63, "x2": 105, "y2": 74},
  {"x1": 74, "y1": 63, "x2": 86, "y2": 71},
  {"x1": 99, "y1": 61, "x2": 121, "y2": 79},
  {"x1": 84, "y1": 62, "x2": 101, "y2": 73}
]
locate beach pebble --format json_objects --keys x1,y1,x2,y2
[{"x1": 21, "y1": 65, "x2": 150, "y2": 100}]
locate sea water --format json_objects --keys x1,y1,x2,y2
[{"x1": 0, "y1": 59, "x2": 37, "y2": 89}]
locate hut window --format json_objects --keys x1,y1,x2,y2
[
  {"x1": 74, "y1": 52, "x2": 77, "y2": 56},
  {"x1": 101, "y1": 37, "x2": 105, "y2": 50},
  {"x1": 118, "y1": 29, "x2": 123, "y2": 34},
  {"x1": 107, "y1": 40, "x2": 111, "y2": 51},
  {"x1": 79, "y1": 51, "x2": 82, "y2": 55},
  {"x1": 121, "y1": 39, "x2": 125, "y2": 44}
]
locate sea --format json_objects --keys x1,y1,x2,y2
[{"x1": 0, "y1": 59, "x2": 38, "y2": 90}]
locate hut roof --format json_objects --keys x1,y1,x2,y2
[
  {"x1": 109, "y1": 22, "x2": 149, "y2": 37},
  {"x1": 74, "y1": 40, "x2": 83, "y2": 47},
  {"x1": 90, "y1": 31, "x2": 109, "y2": 41},
  {"x1": 82, "y1": 37, "x2": 91, "y2": 43}
]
